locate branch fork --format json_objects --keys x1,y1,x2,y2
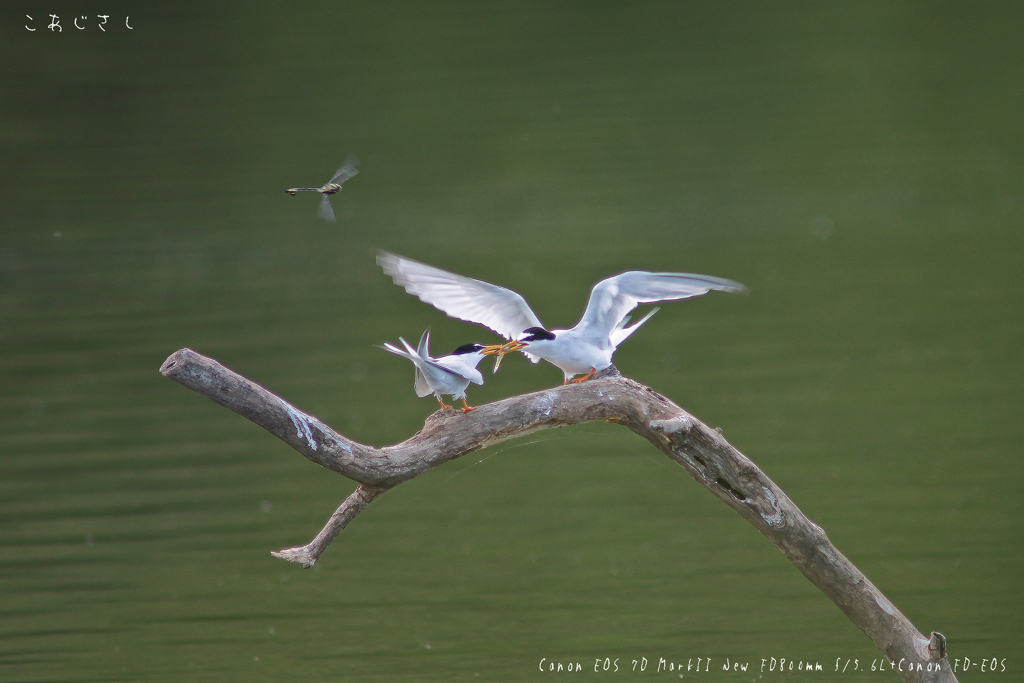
[{"x1": 160, "y1": 347, "x2": 956, "y2": 683}]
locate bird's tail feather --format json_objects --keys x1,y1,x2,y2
[
  {"x1": 382, "y1": 339, "x2": 433, "y2": 397},
  {"x1": 611, "y1": 306, "x2": 660, "y2": 346}
]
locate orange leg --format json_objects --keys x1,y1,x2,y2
[
  {"x1": 436, "y1": 396, "x2": 453, "y2": 410},
  {"x1": 460, "y1": 398, "x2": 477, "y2": 413},
  {"x1": 570, "y1": 368, "x2": 597, "y2": 383}
]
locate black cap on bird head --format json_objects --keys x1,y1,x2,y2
[
  {"x1": 520, "y1": 327, "x2": 556, "y2": 342},
  {"x1": 451, "y1": 343, "x2": 485, "y2": 355}
]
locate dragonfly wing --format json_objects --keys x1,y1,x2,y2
[
  {"x1": 329, "y1": 154, "x2": 360, "y2": 185},
  {"x1": 318, "y1": 194, "x2": 336, "y2": 222}
]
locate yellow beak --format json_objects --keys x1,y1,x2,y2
[
  {"x1": 481, "y1": 340, "x2": 528, "y2": 373},
  {"x1": 481, "y1": 340, "x2": 527, "y2": 356}
]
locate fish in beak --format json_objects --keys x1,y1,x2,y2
[{"x1": 481, "y1": 340, "x2": 527, "y2": 373}]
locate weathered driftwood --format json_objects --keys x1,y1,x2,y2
[{"x1": 160, "y1": 347, "x2": 956, "y2": 683}]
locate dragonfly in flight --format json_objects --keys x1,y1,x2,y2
[{"x1": 285, "y1": 155, "x2": 359, "y2": 222}]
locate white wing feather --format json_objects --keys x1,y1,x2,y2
[
  {"x1": 377, "y1": 252, "x2": 543, "y2": 340},
  {"x1": 578, "y1": 271, "x2": 748, "y2": 346},
  {"x1": 433, "y1": 355, "x2": 485, "y2": 385},
  {"x1": 383, "y1": 331, "x2": 483, "y2": 396}
]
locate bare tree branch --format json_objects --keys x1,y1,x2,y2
[
  {"x1": 270, "y1": 484, "x2": 387, "y2": 567},
  {"x1": 160, "y1": 347, "x2": 956, "y2": 683}
]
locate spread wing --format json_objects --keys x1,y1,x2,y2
[
  {"x1": 578, "y1": 271, "x2": 748, "y2": 346},
  {"x1": 377, "y1": 251, "x2": 543, "y2": 340},
  {"x1": 318, "y1": 194, "x2": 336, "y2": 222},
  {"x1": 329, "y1": 154, "x2": 360, "y2": 185}
]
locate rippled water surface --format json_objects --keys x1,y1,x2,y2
[{"x1": 2, "y1": 3, "x2": 1021, "y2": 681}]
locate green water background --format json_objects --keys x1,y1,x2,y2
[{"x1": 2, "y1": 2, "x2": 1021, "y2": 680}]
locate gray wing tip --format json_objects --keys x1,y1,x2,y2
[
  {"x1": 698, "y1": 280, "x2": 749, "y2": 296},
  {"x1": 661, "y1": 271, "x2": 750, "y2": 295},
  {"x1": 375, "y1": 250, "x2": 402, "y2": 273}
]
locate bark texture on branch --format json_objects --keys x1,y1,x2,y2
[{"x1": 160, "y1": 347, "x2": 956, "y2": 683}]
